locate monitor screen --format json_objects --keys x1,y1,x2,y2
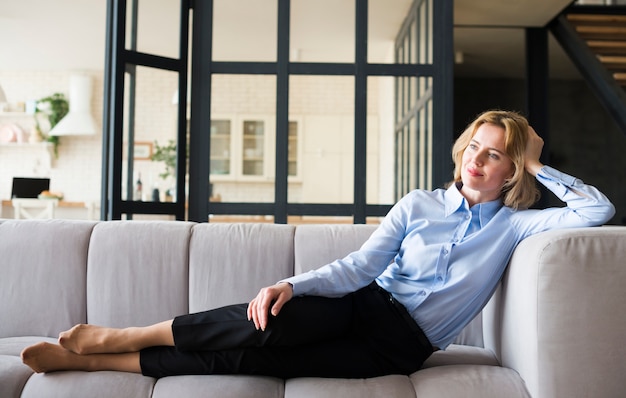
[{"x1": 11, "y1": 177, "x2": 50, "y2": 198}]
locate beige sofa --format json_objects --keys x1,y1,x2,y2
[{"x1": 1, "y1": 219, "x2": 625, "y2": 398}]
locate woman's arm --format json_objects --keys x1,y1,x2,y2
[{"x1": 516, "y1": 127, "x2": 615, "y2": 236}]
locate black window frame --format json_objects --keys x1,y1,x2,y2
[{"x1": 102, "y1": 0, "x2": 453, "y2": 223}]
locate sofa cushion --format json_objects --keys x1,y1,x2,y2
[
  {"x1": 284, "y1": 374, "x2": 416, "y2": 398},
  {"x1": 152, "y1": 375, "x2": 284, "y2": 398},
  {"x1": 188, "y1": 223, "x2": 295, "y2": 312},
  {"x1": 293, "y1": 224, "x2": 378, "y2": 274},
  {"x1": 0, "y1": 220, "x2": 96, "y2": 338},
  {"x1": 0, "y1": 336, "x2": 57, "y2": 357},
  {"x1": 86, "y1": 221, "x2": 194, "y2": 327},
  {"x1": 422, "y1": 344, "x2": 499, "y2": 368},
  {"x1": 0, "y1": 355, "x2": 32, "y2": 398},
  {"x1": 20, "y1": 371, "x2": 155, "y2": 398},
  {"x1": 410, "y1": 365, "x2": 530, "y2": 397}
]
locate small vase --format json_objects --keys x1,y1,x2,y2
[{"x1": 29, "y1": 126, "x2": 44, "y2": 143}]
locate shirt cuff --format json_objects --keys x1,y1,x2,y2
[
  {"x1": 279, "y1": 272, "x2": 318, "y2": 297},
  {"x1": 537, "y1": 165, "x2": 578, "y2": 186}
]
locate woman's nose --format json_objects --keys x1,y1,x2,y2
[{"x1": 472, "y1": 152, "x2": 485, "y2": 165}]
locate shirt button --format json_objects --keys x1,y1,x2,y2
[
  {"x1": 442, "y1": 249, "x2": 448, "y2": 254},
  {"x1": 419, "y1": 291, "x2": 426, "y2": 296},
  {"x1": 437, "y1": 276, "x2": 443, "y2": 282}
]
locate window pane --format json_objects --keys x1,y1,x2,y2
[
  {"x1": 367, "y1": 76, "x2": 395, "y2": 205},
  {"x1": 288, "y1": 121, "x2": 298, "y2": 177},
  {"x1": 213, "y1": 0, "x2": 277, "y2": 62},
  {"x1": 289, "y1": 75, "x2": 354, "y2": 204},
  {"x1": 122, "y1": 66, "x2": 179, "y2": 203},
  {"x1": 242, "y1": 120, "x2": 265, "y2": 176},
  {"x1": 126, "y1": 0, "x2": 181, "y2": 59},
  {"x1": 210, "y1": 119, "x2": 231, "y2": 175},
  {"x1": 291, "y1": 0, "x2": 354, "y2": 63},
  {"x1": 368, "y1": 0, "x2": 415, "y2": 63},
  {"x1": 210, "y1": 74, "x2": 276, "y2": 203}
]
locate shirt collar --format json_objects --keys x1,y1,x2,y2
[{"x1": 444, "y1": 182, "x2": 503, "y2": 226}]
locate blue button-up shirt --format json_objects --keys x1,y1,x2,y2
[{"x1": 285, "y1": 166, "x2": 615, "y2": 349}]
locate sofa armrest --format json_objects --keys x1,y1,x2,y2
[{"x1": 483, "y1": 227, "x2": 626, "y2": 398}]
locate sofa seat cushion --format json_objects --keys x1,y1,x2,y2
[
  {"x1": 20, "y1": 371, "x2": 155, "y2": 398},
  {"x1": 284, "y1": 374, "x2": 416, "y2": 398},
  {"x1": 421, "y1": 344, "x2": 499, "y2": 368},
  {"x1": 0, "y1": 355, "x2": 32, "y2": 398},
  {"x1": 153, "y1": 375, "x2": 284, "y2": 398},
  {"x1": 410, "y1": 364, "x2": 530, "y2": 398},
  {"x1": 0, "y1": 336, "x2": 57, "y2": 356}
]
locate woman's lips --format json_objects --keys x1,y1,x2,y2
[{"x1": 466, "y1": 167, "x2": 482, "y2": 177}]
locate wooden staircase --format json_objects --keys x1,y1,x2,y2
[{"x1": 567, "y1": 13, "x2": 626, "y2": 86}]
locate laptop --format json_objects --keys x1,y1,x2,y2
[{"x1": 11, "y1": 177, "x2": 50, "y2": 199}]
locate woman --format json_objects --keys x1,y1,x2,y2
[{"x1": 22, "y1": 110, "x2": 615, "y2": 379}]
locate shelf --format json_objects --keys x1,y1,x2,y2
[
  {"x1": 0, "y1": 112, "x2": 34, "y2": 118},
  {"x1": 0, "y1": 141, "x2": 54, "y2": 168},
  {"x1": 0, "y1": 141, "x2": 51, "y2": 148}
]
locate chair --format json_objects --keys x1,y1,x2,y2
[{"x1": 11, "y1": 198, "x2": 58, "y2": 219}]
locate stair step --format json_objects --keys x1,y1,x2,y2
[
  {"x1": 597, "y1": 55, "x2": 626, "y2": 72},
  {"x1": 576, "y1": 26, "x2": 626, "y2": 35},
  {"x1": 567, "y1": 14, "x2": 626, "y2": 24},
  {"x1": 613, "y1": 73, "x2": 626, "y2": 86},
  {"x1": 598, "y1": 55, "x2": 626, "y2": 63},
  {"x1": 587, "y1": 40, "x2": 626, "y2": 55}
]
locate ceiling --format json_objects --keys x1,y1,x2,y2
[{"x1": 0, "y1": 0, "x2": 578, "y2": 78}]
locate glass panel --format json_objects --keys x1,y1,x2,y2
[
  {"x1": 213, "y1": 0, "x2": 277, "y2": 62},
  {"x1": 210, "y1": 119, "x2": 231, "y2": 175},
  {"x1": 288, "y1": 121, "x2": 298, "y2": 177},
  {"x1": 368, "y1": 0, "x2": 414, "y2": 63},
  {"x1": 289, "y1": 75, "x2": 354, "y2": 204},
  {"x1": 122, "y1": 66, "x2": 179, "y2": 203},
  {"x1": 409, "y1": 116, "x2": 418, "y2": 191},
  {"x1": 126, "y1": 0, "x2": 180, "y2": 59},
  {"x1": 210, "y1": 74, "x2": 276, "y2": 204},
  {"x1": 367, "y1": 77, "x2": 395, "y2": 205},
  {"x1": 291, "y1": 0, "x2": 354, "y2": 63},
  {"x1": 242, "y1": 120, "x2": 264, "y2": 176}
]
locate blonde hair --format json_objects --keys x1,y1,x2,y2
[{"x1": 450, "y1": 110, "x2": 540, "y2": 210}]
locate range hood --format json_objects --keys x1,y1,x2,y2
[{"x1": 49, "y1": 74, "x2": 97, "y2": 136}]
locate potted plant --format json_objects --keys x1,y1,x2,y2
[
  {"x1": 151, "y1": 139, "x2": 177, "y2": 180},
  {"x1": 151, "y1": 139, "x2": 189, "y2": 201},
  {"x1": 35, "y1": 93, "x2": 68, "y2": 157}
]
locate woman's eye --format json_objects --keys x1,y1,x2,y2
[{"x1": 489, "y1": 153, "x2": 500, "y2": 160}]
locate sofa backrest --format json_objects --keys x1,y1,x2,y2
[
  {"x1": 188, "y1": 223, "x2": 296, "y2": 313},
  {"x1": 293, "y1": 224, "x2": 379, "y2": 274},
  {"x1": 0, "y1": 219, "x2": 96, "y2": 338},
  {"x1": 0, "y1": 220, "x2": 485, "y2": 346},
  {"x1": 86, "y1": 221, "x2": 194, "y2": 328}
]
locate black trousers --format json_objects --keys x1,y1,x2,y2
[{"x1": 140, "y1": 283, "x2": 434, "y2": 379}]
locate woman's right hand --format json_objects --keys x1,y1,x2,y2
[
  {"x1": 247, "y1": 282, "x2": 293, "y2": 331},
  {"x1": 524, "y1": 126, "x2": 545, "y2": 176}
]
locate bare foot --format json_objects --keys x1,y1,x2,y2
[
  {"x1": 21, "y1": 341, "x2": 142, "y2": 374},
  {"x1": 59, "y1": 324, "x2": 129, "y2": 355},
  {"x1": 21, "y1": 342, "x2": 87, "y2": 373}
]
